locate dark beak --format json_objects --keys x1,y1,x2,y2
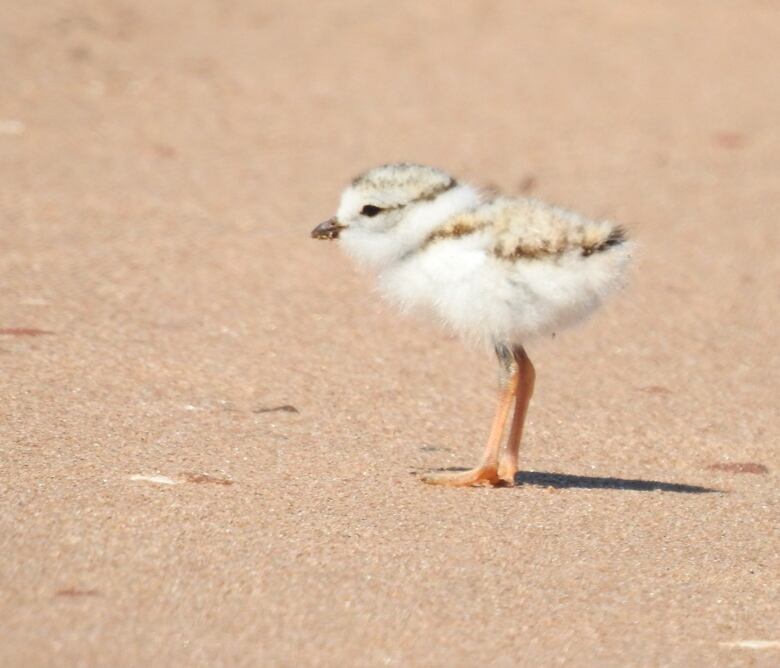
[{"x1": 311, "y1": 217, "x2": 345, "y2": 240}]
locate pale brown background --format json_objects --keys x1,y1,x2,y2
[{"x1": 1, "y1": 1, "x2": 779, "y2": 666}]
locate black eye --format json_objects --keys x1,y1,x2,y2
[{"x1": 360, "y1": 205, "x2": 383, "y2": 217}]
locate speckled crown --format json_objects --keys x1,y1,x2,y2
[{"x1": 351, "y1": 163, "x2": 456, "y2": 207}]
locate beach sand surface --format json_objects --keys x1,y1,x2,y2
[{"x1": 1, "y1": 2, "x2": 778, "y2": 666}]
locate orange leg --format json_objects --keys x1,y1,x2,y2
[
  {"x1": 421, "y1": 356, "x2": 519, "y2": 487},
  {"x1": 498, "y1": 347, "x2": 535, "y2": 485}
]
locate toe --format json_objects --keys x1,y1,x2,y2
[{"x1": 421, "y1": 467, "x2": 501, "y2": 487}]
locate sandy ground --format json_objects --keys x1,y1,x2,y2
[{"x1": 1, "y1": 1, "x2": 779, "y2": 666}]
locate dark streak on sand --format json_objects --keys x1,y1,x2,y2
[
  {"x1": 55, "y1": 588, "x2": 100, "y2": 598},
  {"x1": 0, "y1": 328, "x2": 53, "y2": 337},
  {"x1": 180, "y1": 472, "x2": 234, "y2": 485},
  {"x1": 638, "y1": 385, "x2": 673, "y2": 395},
  {"x1": 253, "y1": 404, "x2": 299, "y2": 414},
  {"x1": 713, "y1": 131, "x2": 746, "y2": 149},
  {"x1": 518, "y1": 175, "x2": 537, "y2": 193},
  {"x1": 706, "y1": 462, "x2": 768, "y2": 475}
]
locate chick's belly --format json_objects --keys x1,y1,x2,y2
[
  {"x1": 418, "y1": 248, "x2": 521, "y2": 340},
  {"x1": 427, "y1": 251, "x2": 601, "y2": 343}
]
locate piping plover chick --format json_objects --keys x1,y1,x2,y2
[{"x1": 312, "y1": 163, "x2": 632, "y2": 487}]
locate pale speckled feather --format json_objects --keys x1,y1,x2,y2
[{"x1": 425, "y1": 197, "x2": 622, "y2": 260}]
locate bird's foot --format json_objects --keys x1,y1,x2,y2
[{"x1": 421, "y1": 466, "x2": 504, "y2": 488}]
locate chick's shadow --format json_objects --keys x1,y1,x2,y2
[
  {"x1": 515, "y1": 470, "x2": 717, "y2": 493},
  {"x1": 421, "y1": 468, "x2": 718, "y2": 493}
]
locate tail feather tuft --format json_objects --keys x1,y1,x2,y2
[{"x1": 583, "y1": 226, "x2": 627, "y2": 256}]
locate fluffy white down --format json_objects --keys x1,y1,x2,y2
[{"x1": 338, "y1": 184, "x2": 632, "y2": 349}]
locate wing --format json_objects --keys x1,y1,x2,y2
[
  {"x1": 421, "y1": 196, "x2": 626, "y2": 259},
  {"x1": 487, "y1": 197, "x2": 625, "y2": 260}
]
